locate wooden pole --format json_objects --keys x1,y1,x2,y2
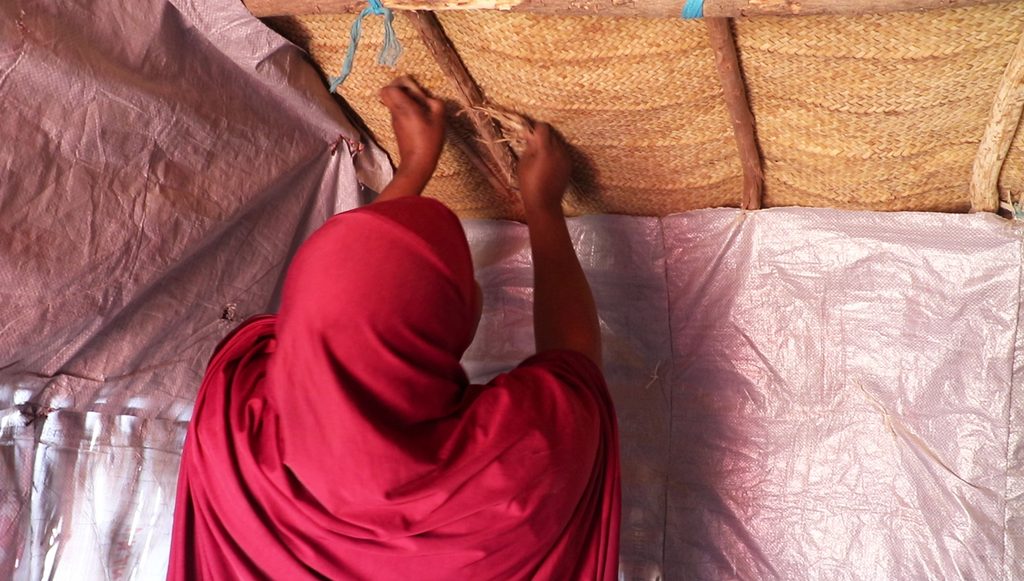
[
  {"x1": 707, "y1": 18, "x2": 763, "y2": 210},
  {"x1": 403, "y1": 11, "x2": 520, "y2": 201},
  {"x1": 448, "y1": 132, "x2": 516, "y2": 200},
  {"x1": 970, "y1": 30, "x2": 1024, "y2": 213},
  {"x1": 245, "y1": 0, "x2": 1014, "y2": 19}
]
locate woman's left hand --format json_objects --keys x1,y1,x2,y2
[{"x1": 379, "y1": 76, "x2": 446, "y2": 186}]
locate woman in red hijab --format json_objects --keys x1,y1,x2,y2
[{"x1": 167, "y1": 77, "x2": 620, "y2": 580}]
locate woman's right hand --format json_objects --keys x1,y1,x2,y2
[
  {"x1": 379, "y1": 76, "x2": 446, "y2": 187},
  {"x1": 517, "y1": 122, "x2": 601, "y2": 367},
  {"x1": 517, "y1": 122, "x2": 572, "y2": 214}
]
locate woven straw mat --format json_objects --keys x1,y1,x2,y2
[{"x1": 268, "y1": 2, "x2": 1024, "y2": 217}]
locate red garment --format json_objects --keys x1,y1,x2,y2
[{"x1": 168, "y1": 197, "x2": 620, "y2": 580}]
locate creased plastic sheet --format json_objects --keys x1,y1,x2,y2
[
  {"x1": 0, "y1": 0, "x2": 390, "y2": 422},
  {"x1": 6, "y1": 200, "x2": 1024, "y2": 579},
  {"x1": 2, "y1": 410, "x2": 183, "y2": 579},
  {"x1": 0, "y1": 0, "x2": 390, "y2": 577},
  {"x1": 662, "y1": 210, "x2": 1022, "y2": 580},
  {"x1": 467, "y1": 212, "x2": 1022, "y2": 580},
  {"x1": 3, "y1": 0, "x2": 1024, "y2": 578},
  {"x1": 463, "y1": 217, "x2": 672, "y2": 581}
]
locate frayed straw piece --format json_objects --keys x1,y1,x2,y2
[
  {"x1": 471, "y1": 104, "x2": 531, "y2": 132},
  {"x1": 447, "y1": 129, "x2": 515, "y2": 202},
  {"x1": 461, "y1": 103, "x2": 589, "y2": 212},
  {"x1": 467, "y1": 104, "x2": 532, "y2": 154}
]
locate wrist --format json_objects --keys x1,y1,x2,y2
[
  {"x1": 397, "y1": 151, "x2": 440, "y2": 177},
  {"x1": 394, "y1": 163, "x2": 433, "y2": 189},
  {"x1": 523, "y1": 195, "x2": 564, "y2": 220},
  {"x1": 376, "y1": 166, "x2": 433, "y2": 203}
]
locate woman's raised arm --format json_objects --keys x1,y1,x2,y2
[
  {"x1": 518, "y1": 124, "x2": 602, "y2": 369},
  {"x1": 374, "y1": 77, "x2": 445, "y2": 204}
]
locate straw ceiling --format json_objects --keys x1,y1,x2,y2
[{"x1": 260, "y1": 1, "x2": 1024, "y2": 219}]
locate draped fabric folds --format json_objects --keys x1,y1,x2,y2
[{"x1": 168, "y1": 197, "x2": 620, "y2": 580}]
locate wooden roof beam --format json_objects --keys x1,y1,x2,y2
[
  {"x1": 404, "y1": 11, "x2": 520, "y2": 205},
  {"x1": 707, "y1": 18, "x2": 763, "y2": 210},
  {"x1": 246, "y1": 0, "x2": 1016, "y2": 19},
  {"x1": 970, "y1": 29, "x2": 1024, "y2": 214}
]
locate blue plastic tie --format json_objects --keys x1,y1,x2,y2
[
  {"x1": 681, "y1": 0, "x2": 705, "y2": 19},
  {"x1": 329, "y1": 0, "x2": 402, "y2": 93}
]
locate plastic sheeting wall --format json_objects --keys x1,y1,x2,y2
[
  {"x1": 0, "y1": 0, "x2": 392, "y2": 577},
  {"x1": 2, "y1": 0, "x2": 1023, "y2": 579},
  {"x1": 466, "y1": 212, "x2": 1024, "y2": 580},
  {"x1": 8, "y1": 209, "x2": 1023, "y2": 580}
]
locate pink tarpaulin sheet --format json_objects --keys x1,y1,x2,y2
[{"x1": 2, "y1": 0, "x2": 1022, "y2": 579}]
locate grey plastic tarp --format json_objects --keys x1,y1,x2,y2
[{"x1": 2, "y1": 0, "x2": 1022, "y2": 579}]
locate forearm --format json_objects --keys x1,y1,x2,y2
[
  {"x1": 373, "y1": 166, "x2": 431, "y2": 204},
  {"x1": 375, "y1": 77, "x2": 445, "y2": 204},
  {"x1": 526, "y1": 203, "x2": 602, "y2": 368}
]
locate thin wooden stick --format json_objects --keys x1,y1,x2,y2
[
  {"x1": 448, "y1": 132, "x2": 515, "y2": 199},
  {"x1": 970, "y1": 30, "x2": 1024, "y2": 213},
  {"x1": 245, "y1": 0, "x2": 1013, "y2": 19},
  {"x1": 403, "y1": 10, "x2": 519, "y2": 201},
  {"x1": 707, "y1": 18, "x2": 763, "y2": 210}
]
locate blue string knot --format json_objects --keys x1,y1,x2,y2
[
  {"x1": 682, "y1": 0, "x2": 705, "y2": 19},
  {"x1": 329, "y1": 0, "x2": 403, "y2": 93}
]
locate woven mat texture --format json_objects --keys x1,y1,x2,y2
[
  {"x1": 735, "y1": 2, "x2": 1024, "y2": 211},
  {"x1": 268, "y1": 2, "x2": 1024, "y2": 217},
  {"x1": 268, "y1": 14, "x2": 503, "y2": 217}
]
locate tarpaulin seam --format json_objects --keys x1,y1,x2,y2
[
  {"x1": 656, "y1": 216, "x2": 673, "y2": 577},
  {"x1": 1001, "y1": 230, "x2": 1024, "y2": 581}
]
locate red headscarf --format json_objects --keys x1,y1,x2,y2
[{"x1": 168, "y1": 197, "x2": 620, "y2": 580}]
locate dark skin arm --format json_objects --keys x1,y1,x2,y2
[
  {"x1": 518, "y1": 124, "x2": 602, "y2": 369},
  {"x1": 372, "y1": 77, "x2": 601, "y2": 368},
  {"x1": 374, "y1": 77, "x2": 446, "y2": 204}
]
